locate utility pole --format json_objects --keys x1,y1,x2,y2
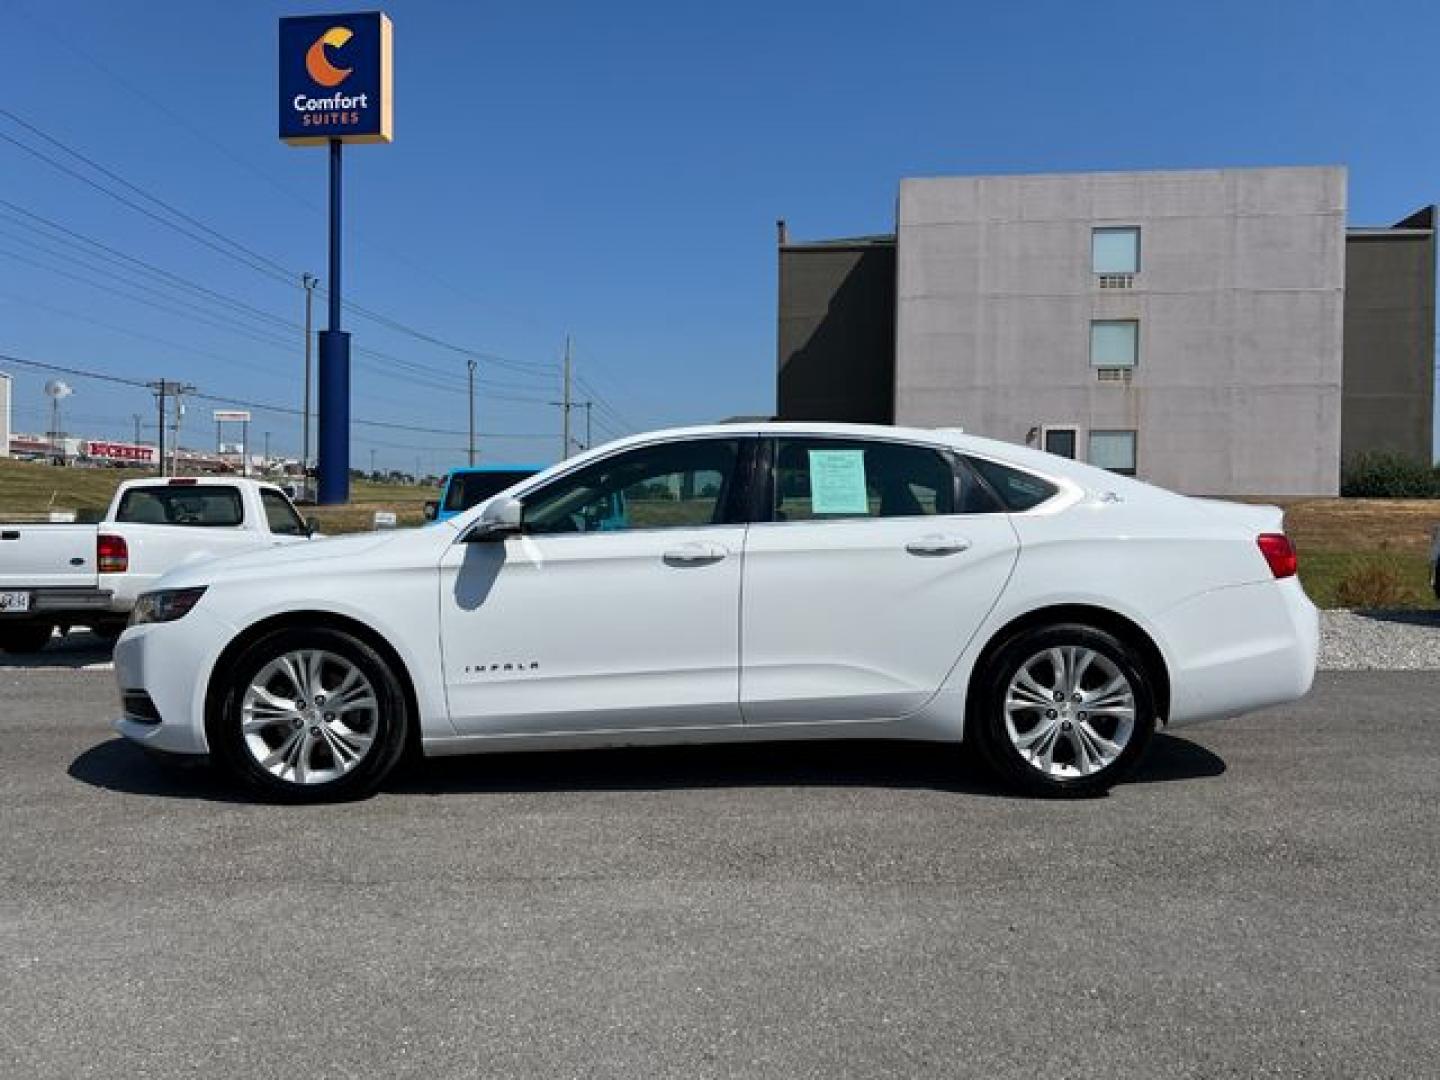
[
  {"x1": 561, "y1": 335, "x2": 572, "y2": 459},
  {"x1": 153, "y1": 384, "x2": 166, "y2": 477},
  {"x1": 132, "y1": 413, "x2": 142, "y2": 448},
  {"x1": 147, "y1": 380, "x2": 191, "y2": 477},
  {"x1": 582, "y1": 401, "x2": 593, "y2": 450},
  {"x1": 302, "y1": 272, "x2": 317, "y2": 497},
  {"x1": 370, "y1": 448, "x2": 377, "y2": 476},
  {"x1": 467, "y1": 357, "x2": 477, "y2": 466}
]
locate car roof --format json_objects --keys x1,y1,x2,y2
[{"x1": 446, "y1": 464, "x2": 545, "y2": 475}]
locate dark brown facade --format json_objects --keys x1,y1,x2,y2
[
  {"x1": 776, "y1": 233, "x2": 896, "y2": 424},
  {"x1": 1341, "y1": 207, "x2": 1437, "y2": 464}
]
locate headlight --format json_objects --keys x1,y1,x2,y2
[{"x1": 129, "y1": 587, "x2": 208, "y2": 626}]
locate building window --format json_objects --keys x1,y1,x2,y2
[
  {"x1": 1090, "y1": 320, "x2": 1138, "y2": 368},
  {"x1": 1092, "y1": 227, "x2": 1140, "y2": 274},
  {"x1": 1042, "y1": 427, "x2": 1077, "y2": 459},
  {"x1": 1088, "y1": 430, "x2": 1137, "y2": 476}
]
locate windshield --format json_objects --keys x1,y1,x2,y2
[{"x1": 441, "y1": 470, "x2": 535, "y2": 513}]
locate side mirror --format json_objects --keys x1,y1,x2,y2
[
  {"x1": 422, "y1": 500, "x2": 438, "y2": 522},
  {"x1": 463, "y1": 495, "x2": 523, "y2": 542}
]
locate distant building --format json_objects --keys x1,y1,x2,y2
[{"x1": 777, "y1": 166, "x2": 1436, "y2": 497}]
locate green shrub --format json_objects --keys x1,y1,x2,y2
[
  {"x1": 1340, "y1": 452, "x2": 1440, "y2": 498},
  {"x1": 1333, "y1": 557, "x2": 1418, "y2": 609}
]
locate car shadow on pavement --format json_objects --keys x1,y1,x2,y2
[
  {"x1": 1352, "y1": 608, "x2": 1440, "y2": 628},
  {"x1": 69, "y1": 732, "x2": 1224, "y2": 803},
  {"x1": 0, "y1": 630, "x2": 114, "y2": 671}
]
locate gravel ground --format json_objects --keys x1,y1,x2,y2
[{"x1": 1319, "y1": 608, "x2": 1440, "y2": 670}]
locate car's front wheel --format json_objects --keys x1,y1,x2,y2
[
  {"x1": 971, "y1": 623, "x2": 1157, "y2": 796},
  {"x1": 210, "y1": 627, "x2": 411, "y2": 802}
]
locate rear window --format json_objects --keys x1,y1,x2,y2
[
  {"x1": 116, "y1": 486, "x2": 244, "y2": 528},
  {"x1": 442, "y1": 471, "x2": 535, "y2": 513},
  {"x1": 965, "y1": 457, "x2": 1059, "y2": 512}
]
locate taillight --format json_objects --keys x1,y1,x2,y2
[
  {"x1": 97, "y1": 533, "x2": 128, "y2": 574},
  {"x1": 1257, "y1": 533, "x2": 1297, "y2": 579}
]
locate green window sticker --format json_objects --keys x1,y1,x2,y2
[{"x1": 808, "y1": 449, "x2": 869, "y2": 515}]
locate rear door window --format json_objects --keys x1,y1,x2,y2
[{"x1": 771, "y1": 438, "x2": 961, "y2": 521}]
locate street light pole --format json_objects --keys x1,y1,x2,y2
[{"x1": 302, "y1": 272, "x2": 317, "y2": 496}]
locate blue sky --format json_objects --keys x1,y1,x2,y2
[{"x1": 1, "y1": 0, "x2": 1437, "y2": 471}]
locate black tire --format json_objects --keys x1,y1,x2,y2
[
  {"x1": 969, "y1": 622, "x2": 1156, "y2": 797},
  {"x1": 0, "y1": 621, "x2": 55, "y2": 654},
  {"x1": 91, "y1": 621, "x2": 127, "y2": 642},
  {"x1": 208, "y1": 626, "x2": 411, "y2": 803}
]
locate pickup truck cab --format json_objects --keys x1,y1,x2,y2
[
  {"x1": 0, "y1": 477, "x2": 315, "y2": 653},
  {"x1": 423, "y1": 465, "x2": 543, "y2": 524}
]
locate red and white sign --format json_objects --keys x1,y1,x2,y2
[{"x1": 85, "y1": 440, "x2": 156, "y2": 464}]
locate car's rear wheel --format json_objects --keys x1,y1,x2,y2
[
  {"x1": 971, "y1": 623, "x2": 1156, "y2": 796},
  {"x1": 0, "y1": 621, "x2": 55, "y2": 654},
  {"x1": 210, "y1": 627, "x2": 410, "y2": 802}
]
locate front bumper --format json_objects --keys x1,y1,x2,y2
[{"x1": 111, "y1": 606, "x2": 236, "y2": 757}]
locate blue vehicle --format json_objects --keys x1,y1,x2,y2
[{"x1": 424, "y1": 465, "x2": 544, "y2": 524}]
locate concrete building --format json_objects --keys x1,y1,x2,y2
[
  {"x1": 0, "y1": 371, "x2": 10, "y2": 458},
  {"x1": 777, "y1": 166, "x2": 1436, "y2": 497}
]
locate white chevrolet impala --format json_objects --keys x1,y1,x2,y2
[{"x1": 113, "y1": 423, "x2": 1318, "y2": 801}]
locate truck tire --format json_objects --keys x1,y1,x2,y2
[{"x1": 0, "y1": 622, "x2": 56, "y2": 654}]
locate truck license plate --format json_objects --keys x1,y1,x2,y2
[{"x1": 0, "y1": 591, "x2": 31, "y2": 613}]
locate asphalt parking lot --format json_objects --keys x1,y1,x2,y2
[{"x1": 2, "y1": 662, "x2": 1437, "y2": 1079}]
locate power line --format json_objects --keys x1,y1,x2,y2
[
  {"x1": 0, "y1": 350, "x2": 552, "y2": 440},
  {"x1": 0, "y1": 110, "x2": 561, "y2": 382}
]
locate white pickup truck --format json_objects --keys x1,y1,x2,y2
[{"x1": 0, "y1": 477, "x2": 317, "y2": 653}]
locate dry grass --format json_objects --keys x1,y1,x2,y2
[
  {"x1": 1278, "y1": 498, "x2": 1437, "y2": 556},
  {"x1": 0, "y1": 456, "x2": 435, "y2": 528}
]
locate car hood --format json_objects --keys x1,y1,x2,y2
[{"x1": 155, "y1": 529, "x2": 426, "y2": 589}]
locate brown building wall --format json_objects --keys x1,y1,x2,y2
[
  {"x1": 1341, "y1": 208, "x2": 1437, "y2": 465},
  {"x1": 776, "y1": 239, "x2": 896, "y2": 424}
]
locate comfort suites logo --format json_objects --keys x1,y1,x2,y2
[
  {"x1": 279, "y1": 12, "x2": 393, "y2": 145},
  {"x1": 305, "y1": 27, "x2": 354, "y2": 87}
]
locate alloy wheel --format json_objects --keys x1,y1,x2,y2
[
  {"x1": 1003, "y1": 645, "x2": 1136, "y2": 779},
  {"x1": 240, "y1": 649, "x2": 379, "y2": 786}
]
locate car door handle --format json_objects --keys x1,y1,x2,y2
[
  {"x1": 663, "y1": 543, "x2": 728, "y2": 567},
  {"x1": 904, "y1": 534, "x2": 971, "y2": 557}
]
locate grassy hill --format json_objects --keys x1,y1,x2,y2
[{"x1": 0, "y1": 456, "x2": 435, "y2": 531}]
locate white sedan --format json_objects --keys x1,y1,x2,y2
[{"x1": 113, "y1": 423, "x2": 1318, "y2": 801}]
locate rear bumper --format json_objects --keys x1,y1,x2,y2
[
  {"x1": 0, "y1": 587, "x2": 116, "y2": 618},
  {"x1": 1158, "y1": 578, "x2": 1318, "y2": 727}
]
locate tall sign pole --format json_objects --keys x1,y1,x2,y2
[{"x1": 279, "y1": 12, "x2": 393, "y2": 505}]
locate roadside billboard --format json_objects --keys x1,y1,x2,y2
[{"x1": 85, "y1": 440, "x2": 156, "y2": 465}]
